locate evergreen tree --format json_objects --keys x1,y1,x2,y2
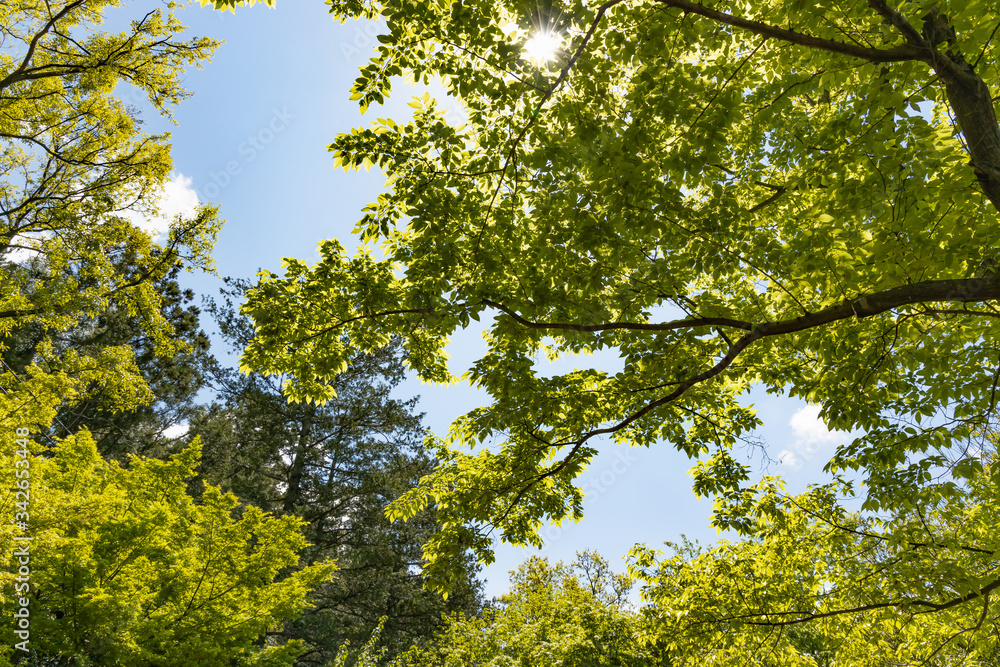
[
  {"x1": 191, "y1": 280, "x2": 483, "y2": 665},
  {"x1": 2, "y1": 259, "x2": 213, "y2": 458}
]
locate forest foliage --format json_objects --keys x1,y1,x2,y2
[
  {"x1": 230, "y1": 0, "x2": 1000, "y2": 662},
  {"x1": 6, "y1": 0, "x2": 1000, "y2": 664},
  {"x1": 0, "y1": 1, "x2": 479, "y2": 665}
]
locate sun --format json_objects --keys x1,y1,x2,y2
[{"x1": 523, "y1": 30, "x2": 562, "y2": 65}]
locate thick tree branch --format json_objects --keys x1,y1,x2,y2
[
  {"x1": 495, "y1": 278, "x2": 1000, "y2": 525},
  {"x1": 650, "y1": 0, "x2": 928, "y2": 63},
  {"x1": 578, "y1": 278, "x2": 1000, "y2": 445},
  {"x1": 0, "y1": 0, "x2": 85, "y2": 92},
  {"x1": 912, "y1": 575, "x2": 1000, "y2": 613},
  {"x1": 0, "y1": 307, "x2": 43, "y2": 320},
  {"x1": 866, "y1": 0, "x2": 925, "y2": 47},
  {"x1": 482, "y1": 297, "x2": 752, "y2": 333},
  {"x1": 652, "y1": 0, "x2": 1000, "y2": 210},
  {"x1": 934, "y1": 50, "x2": 1000, "y2": 208}
]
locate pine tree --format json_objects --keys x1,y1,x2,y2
[{"x1": 192, "y1": 280, "x2": 483, "y2": 664}]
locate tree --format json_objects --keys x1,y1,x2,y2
[
  {"x1": 394, "y1": 551, "x2": 658, "y2": 667},
  {"x1": 2, "y1": 263, "x2": 214, "y2": 459},
  {"x1": 0, "y1": 428, "x2": 336, "y2": 666},
  {"x1": 190, "y1": 280, "x2": 482, "y2": 665},
  {"x1": 73, "y1": 265, "x2": 212, "y2": 459},
  {"x1": 1, "y1": 0, "x2": 221, "y2": 437},
  {"x1": 227, "y1": 0, "x2": 1000, "y2": 660},
  {"x1": 628, "y1": 450, "x2": 1000, "y2": 665}
]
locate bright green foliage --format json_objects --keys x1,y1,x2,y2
[
  {"x1": 3, "y1": 264, "x2": 214, "y2": 459},
  {"x1": 1, "y1": 0, "x2": 221, "y2": 435},
  {"x1": 0, "y1": 429, "x2": 336, "y2": 666},
  {"x1": 203, "y1": 0, "x2": 273, "y2": 12},
  {"x1": 241, "y1": 0, "x2": 1000, "y2": 577},
  {"x1": 394, "y1": 551, "x2": 659, "y2": 666},
  {"x1": 0, "y1": 0, "x2": 222, "y2": 336},
  {"x1": 630, "y1": 454, "x2": 1000, "y2": 664},
  {"x1": 235, "y1": 0, "x2": 1000, "y2": 659}
]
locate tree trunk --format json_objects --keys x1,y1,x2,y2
[{"x1": 283, "y1": 406, "x2": 315, "y2": 513}]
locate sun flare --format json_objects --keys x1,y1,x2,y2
[{"x1": 523, "y1": 30, "x2": 562, "y2": 65}]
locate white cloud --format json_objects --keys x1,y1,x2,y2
[
  {"x1": 159, "y1": 173, "x2": 201, "y2": 220},
  {"x1": 777, "y1": 449, "x2": 801, "y2": 469},
  {"x1": 790, "y1": 404, "x2": 842, "y2": 447},
  {"x1": 779, "y1": 404, "x2": 851, "y2": 468},
  {"x1": 162, "y1": 422, "x2": 190, "y2": 439},
  {"x1": 127, "y1": 172, "x2": 200, "y2": 240},
  {"x1": 2, "y1": 233, "x2": 44, "y2": 264}
]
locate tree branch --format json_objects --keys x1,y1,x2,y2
[
  {"x1": 650, "y1": 0, "x2": 928, "y2": 63},
  {"x1": 492, "y1": 278, "x2": 1000, "y2": 527},
  {"x1": 0, "y1": 0, "x2": 86, "y2": 92},
  {"x1": 697, "y1": 575, "x2": 1000, "y2": 627},
  {"x1": 866, "y1": 0, "x2": 925, "y2": 47},
  {"x1": 481, "y1": 297, "x2": 752, "y2": 333},
  {"x1": 652, "y1": 0, "x2": 1000, "y2": 210},
  {"x1": 934, "y1": 49, "x2": 1000, "y2": 209}
]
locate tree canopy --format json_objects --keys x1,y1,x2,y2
[
  {"x1": 0, "y1": 429, "x2": 335, "y2": 666},
  {"x1": 1, "y1": 0, "x2": 221, "y2": 439},
  {"x1": 0, "y1": 2, "x2": 323, "y2": 663},
  {"x1": 629, "y1": 458, "x2": 1000, "y2": 665},
  {"x1": 395, "y1": 551, "x2": 656, "y2": 667},
  {"x1": 189, "y1": 281, "x2": 483, "y2": 663},
  {"x1": 231, "y1": 0, "x2": 1000, "y2": 660}
]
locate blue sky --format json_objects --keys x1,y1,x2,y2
[{"x1": 120, "y1": 0, "x2": 856, "y2": 599}]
